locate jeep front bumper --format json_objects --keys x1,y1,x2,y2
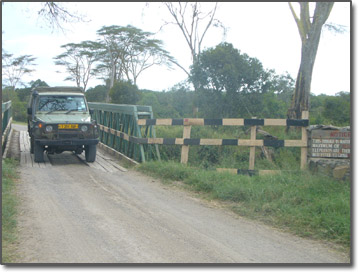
[{"x1": 35, "y1": 138, "x2": 99, "y2": 146}]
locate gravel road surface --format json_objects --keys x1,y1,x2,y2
[{"x1": 11, "y1": 127, "x2": 349, "y2": 263}]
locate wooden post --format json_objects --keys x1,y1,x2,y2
[
  {"x1": 249, "y1": 118, "x2": 257, "y2": 170},
  {"x1": 180, "y1": 123, "x2": 192, "y2": 164},
  {"x1": 300, "y1": 111, "x2": 309, "y2": 170}
]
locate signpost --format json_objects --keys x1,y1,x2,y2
[{"x1": 309, "y1": 129, "x2": 350, "y2": 159}]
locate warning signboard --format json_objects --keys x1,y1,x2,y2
[{"x1": 309, "y1": 129, "x2": 350, "y2": 159}]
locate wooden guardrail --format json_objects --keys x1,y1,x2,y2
[
  {"x1": 2, "y1": 101, "x2": 12, "y2": 153},
  {"x1": 136, "y1": 111, "x2": 309, "y2": 171}
]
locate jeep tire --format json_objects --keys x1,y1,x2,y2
[
  {"x1": 85, "y1": 144, "x2": 96, "y2": 162},
  {"x1": 34, "y1": 142, "x2": 44, "y2": 162},
  {"x1": 30, "y1": 136, "x2": 34, "y2": 154}
]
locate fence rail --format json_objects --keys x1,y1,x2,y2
[
  {"x1": 88, "y1": 103, "x2": 309, "y2": 172},
  {"x1": 136, "y1": 111, "x2": 310, "y2": 170},
  {"x1": 2, "y1": 101, "x2": 12, "y2": 152}
]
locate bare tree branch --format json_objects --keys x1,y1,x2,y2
[
  {"x1": 160, "y1": 2, "x2": 226, "y2": 82},
  {"x1": 37, "y1": 2, "x2": 89, "y2": 33}
]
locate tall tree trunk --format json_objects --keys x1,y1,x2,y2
[
  {"x1": 289, "y1": 31, "x2": 320, "y2": 119},
  {"x1": 287, "y1": 2, "x2": 334, "y2": 119}
]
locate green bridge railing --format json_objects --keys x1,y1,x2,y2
[
  {"x1": 2, "y1": 101, "x2": 12, "y2": 153},
  {"x1": 88, "y1": 103, "x2": 160, "y2": 163}
]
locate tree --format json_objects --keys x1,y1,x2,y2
[
  {"x1": 287, "y1": 2, "x2": 334, "y2": 119},
  {"x1": 190, "y1": 43, "x2": 269, "y2": 117},
  {"x1": 109, "y1": 80, "x2": 140, "y2": 105},
  {"x1": 162, "y1": 2, "x2": 225, "y2": 78},
  {"x1": 2, "y1": 50, "x2": 37, "y2": 90},
  {"x1": 322, "y1": 91, "x2": 350, "y2": 126},
  {"x1": 96, "y1": 25, "x2": 173, "y2": 101},
  {"x1": 29, "y1": 79, "x2": 49, "y2": 88},
  {"x1": 54, "y1": 41, "x2": 101, "y2": 91},
  {"x1": 85, "y1": 85, "x2": 108, "y2": 102}
]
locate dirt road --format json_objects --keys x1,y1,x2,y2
[{"x1": 11, "y1": 127, "x2": 349, "y2": 263}]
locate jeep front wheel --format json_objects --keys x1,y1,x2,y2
[
  {"x1": 30, "y1": 136, "x2": 34, "y2": 154},
  {"x1": 34, "y1": 142, "x2": 44, "y2": 162},
  {"x1": 85, "y1": 144, "x2": 96, "y2": 162}
]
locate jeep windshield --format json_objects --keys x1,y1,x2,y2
[{"x1": 36, "y1": 95, "x2": 87, "y2": 113}]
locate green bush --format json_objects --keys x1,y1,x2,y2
[
  {"x1": 85, "y1": 85, "x2": 107, "y2": 102},
  {"x1": 109, "y1": 80, "x2": 140, "y2": 105},
  {"x1": 12, "y1": 100, "x2": 27, "y2": 122}
]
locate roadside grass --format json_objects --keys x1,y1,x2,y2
[
  {"x1": 2, "y1": 158, "x2": 19, "y2": 263},
  {"x1": 137, "y1": 161, "x2": 350, "y2": 248}
]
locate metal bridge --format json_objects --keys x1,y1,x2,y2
[
  {"x1": 88, "y1": 103, "x2": 160, "y2": 163},
  {"x1": 2, "y1": 101, "x2": 160, "y2": 163}
]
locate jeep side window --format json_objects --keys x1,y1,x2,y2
[{"x1": 36, "y1": 96, "x2": 87, "y2": 112}]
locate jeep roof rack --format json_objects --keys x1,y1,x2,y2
[{"x1": 31, "y1": 86, "x2": 84, "y2": 93}]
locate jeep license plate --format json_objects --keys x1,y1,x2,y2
[{"x1": 58, "y1": 124, "x2": 79, "y2": 129}]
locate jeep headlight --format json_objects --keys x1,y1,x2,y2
[
  {"x1": 45, "y1": 125, "x2": 53, "y2": 132},
  {"x1": 81, "y1": 125, "x2": 88, "y2": 132}
]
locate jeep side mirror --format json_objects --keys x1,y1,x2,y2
[
  {"x1": 27, "y1": 108, "x2": 32, "y2": 115},
  {"x1": 89, "y1": 109, "x2": 94, "y2": 114}
]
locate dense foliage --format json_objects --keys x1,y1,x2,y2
[
  {"x1": 109, "y1": 80, "x2": 140, "y2": 105},
  {"x1": 2, "y1": 43, "x2": 350, "y2": 128}
]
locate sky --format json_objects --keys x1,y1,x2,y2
[{"x1": 2, "y1": 2, "x2": 351, "y2": 96}]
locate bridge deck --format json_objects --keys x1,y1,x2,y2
[{"x1": 19, "y1": 131, "x2": 127, "y2": 173}]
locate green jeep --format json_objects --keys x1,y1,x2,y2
[{"x1": 27, "y1": 86, "x2": 99, "y2": 163}]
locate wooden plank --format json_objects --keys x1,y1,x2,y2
[
  {"x1": 22, "y1": 131, "x2": 27, "y2": 152},
  {"x1": 180, "y1": 125, "x2": 191, "y2": 164},
  {"x1": 184, "y1": 119, "x2": 204, "y2": 126},
  {"x1": 25, "y1": 152, "x2": 33, "y2": 168},
  {"x1": 301, "y1": 111, "x2": 309, "y2": 170},
  {"x1": 156, "y1": 119, "x2": 173, "y2": 126},
  {"x1": 77, "y1": 153, "x2": 107, "y2": 172},
  {"x1": 199, "y1": 139, "x2": 222, "y2": 146},
  {"x1": 97, "y1": 151, "x2": 127, "y2": 172},
  {"x1": 264, "y1": 119, "x2": 286, "y2": 126},
  {"x1": 20, "y1": 152, "x2": 26, "y2": 166},
  {"x1": 222, "y1": 119, "x2": 244, "y2": 126},
  {"x1": 258, "y1": 170, "x2": 281, "y2": 176},
  {"x1": 19, "y1": 131, "x2": 25, "y2": 152},
  {"x1": 94, "y1": 154, "x2": 118, "y2": 173},
  {"x1": 238, "y1": 139, "x2": 263, "y2": 146},
  {"x1": 23, "y1": 132, "x2": 31, "y2": 152},
  {"x1": 175, "y1": 138, "x2": 184, "y2": 145},
  {"x1": 147, "y1": 138, "x2": 164, "y2": 144},
  {"x1": 249, "y1": 123, "x2": 257, "y2": 170},
  {"x1": 216, "y1": 168, "x2": 237, "y2": 174},
  {"x1": 97, "y1": 142, "x2": 139, "y2": 167},
  {"x1": 137, "y1": 119, "x2": 146, "y2": 126}
]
